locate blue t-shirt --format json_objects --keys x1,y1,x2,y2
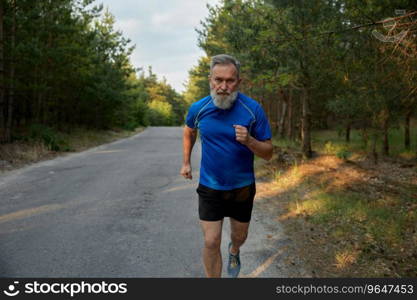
[{"x1": 185, "y1": 92, "x2": 272, "y2": 190}]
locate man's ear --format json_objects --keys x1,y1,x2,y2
[{"x1": 238, "y1": 77, "x2": 243, "y2": 85}]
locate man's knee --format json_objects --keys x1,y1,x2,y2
[
  {"x1": 231, "y1": 231, "x2": 248, "y2": 244},
  {"x1": 204, "y1": 236, "x2": 221, "y2": 250}
]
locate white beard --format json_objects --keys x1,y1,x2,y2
[{"x1": 211, "y1": 90, "x2": 238, "y2": 110}]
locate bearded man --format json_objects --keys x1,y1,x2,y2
[{"x1": 180, "y1": 54, "x2": 273, "y2": 278}]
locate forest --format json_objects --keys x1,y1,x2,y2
[
  {"x1": 0, "y1": 0, "x2": 186, "y2": 149},
  {"x1": 184, "y1": 0, "x2": 417, "y2": 161}
]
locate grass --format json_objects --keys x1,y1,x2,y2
[
  {"x1": 61, "y1": 127, "x2": 145, "y2": 151},
  {"x1": 310, "y1": 126, "x2": 417, "y2": 159},
  {"x1": 256, "y1": 124, "x2": 417, "y2": 277},
  {"x1": 0, "y1": 126, "x2": 145, "y2": 172}
]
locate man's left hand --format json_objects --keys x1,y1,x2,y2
[{"x1": 233, "y1": 125, "x2": 250, "y2": 145}]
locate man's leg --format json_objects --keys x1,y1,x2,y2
[
  {"x1": 229, "y1": 217, "x2": 250, "y2": 255},
  {"x1": 200, "y1": 219, "x2": 224, "y2": 277}
]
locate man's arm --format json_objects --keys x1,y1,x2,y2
[
  {"x1": 180, "y1": 125, "x2": 197, "y2": 179},
  {"x1": 233, "y1": 125, "x2": 273, "y2": 161},
  {"x1": 246, "y1": 137, "x2": 273, "y2": 161}
]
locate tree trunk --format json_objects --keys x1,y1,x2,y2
[
  {"x1": 371, "y1": 131, "x2": 378, "y2": 165},
  {"x1": 287, "y1": 88, "x2": 293, "y2": 140},
  {"x1": 301, "y1": 87, "x2": 312, "y2": 158},
  {"x1": 268, "y1": 98, "x2": 273, "y2": 130},
  {"x1": 345, "y1": 121, "x2": 351, "y2": 143},
  {"x1": 278, "y1": 89, "x2": 287, "y2": 138},
  {"x1": 382, "y1": 118, "x2": 389, "y2": 156},
  {"x1": 279, "y1": 100, "x2": 287, "y2": 138},
  {"x1": 361, "y1": 127, "x2": 368, "y2": 149},
  {"x1": 273, "y1": 90, "x2": 279, "y2": 131},
  {"x1": 0, "y1": 0, "x2": 4, "y2": 142},
  {"x1": 405, "y1": 110, "x2": 411, "y2": 150},
  {"x1": 5, "y1": 0, "x2": 15, "y2": 143}
]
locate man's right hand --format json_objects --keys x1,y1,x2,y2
[{"x1": 180, "y1": 164, "x2": 192, "y2": 180}]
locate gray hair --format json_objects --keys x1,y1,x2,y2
[{"x1": 210, "y1": 54, "x2": 240, "y2": 78}]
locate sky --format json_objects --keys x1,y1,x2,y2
[{"x1": 95, "y1": 0, "x2": 220, "y2": 93}]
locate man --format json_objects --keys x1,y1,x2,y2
[{"x1": 180, "y1": 54, "x2": 272, "y2": 278}]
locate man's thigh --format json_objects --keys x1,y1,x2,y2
[
  {"x1": 229, "y1": 217, "x2": 250, "y2": 238},
  {"x1": 200, "y1": 220, "x2": 224, "y2": 242}
]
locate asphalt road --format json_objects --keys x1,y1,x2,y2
[{"x1": 0, "y1": 127, "x2": 298, "y2": 277}]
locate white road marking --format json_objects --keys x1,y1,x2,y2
[{"x1": 240, "y1": 246, "x2": 288, "y2": 278}]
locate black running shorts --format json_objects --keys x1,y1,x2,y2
[{"x1": 197, "y1": 183, "x2": 256, "y2": 223}]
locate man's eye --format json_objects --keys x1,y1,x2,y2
[{"x1": 215, "y1": 79, "x2": 222, "y2": 83}]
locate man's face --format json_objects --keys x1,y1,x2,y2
[
  {"x1": 209, "y1": 63, "x2": 241, "y2": 109},
  {"x1": 209, "y1": 63, "x2": 240, "y2": 94}
]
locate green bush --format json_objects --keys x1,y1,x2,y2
[
  {"x1": 323, "y1": 141, "x2": 352, "y2": 160},
  {"x1": 147, "y1": 100, "x2": 174, "y2": 126},
  {"x1": 122, "y1": 121, "x2": 138, "y2": 131},
  {"x1": 336, "y1": 149, "x2": 352, "y2": 160},
  {"x1": 323, "y1": 141, "x2": 338, "y2": 154},
  {"x1": 29, "y1": 124, "x2": 70, "y2": 151}
]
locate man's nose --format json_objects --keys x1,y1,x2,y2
[{"x1": 219, "y1": 81, "x2": 227, "y2": 90}]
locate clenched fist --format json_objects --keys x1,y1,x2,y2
[
  {"x1": 233, "y1": 125, "x2": 250, "y2": 145},
  {"x1": 180, "y1": 163, "x2": 192, "y2": 180}
]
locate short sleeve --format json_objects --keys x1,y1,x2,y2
[
  {"x1": 253, "y1": 105, "x2": 272, "y2": 141},
  {"x1": 185, "y1": 103, "x2": 198, "y2": 129}
]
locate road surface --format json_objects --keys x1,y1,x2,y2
[{"x1": 0, "y1": 127, "x2": 298, "y2": 277}]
